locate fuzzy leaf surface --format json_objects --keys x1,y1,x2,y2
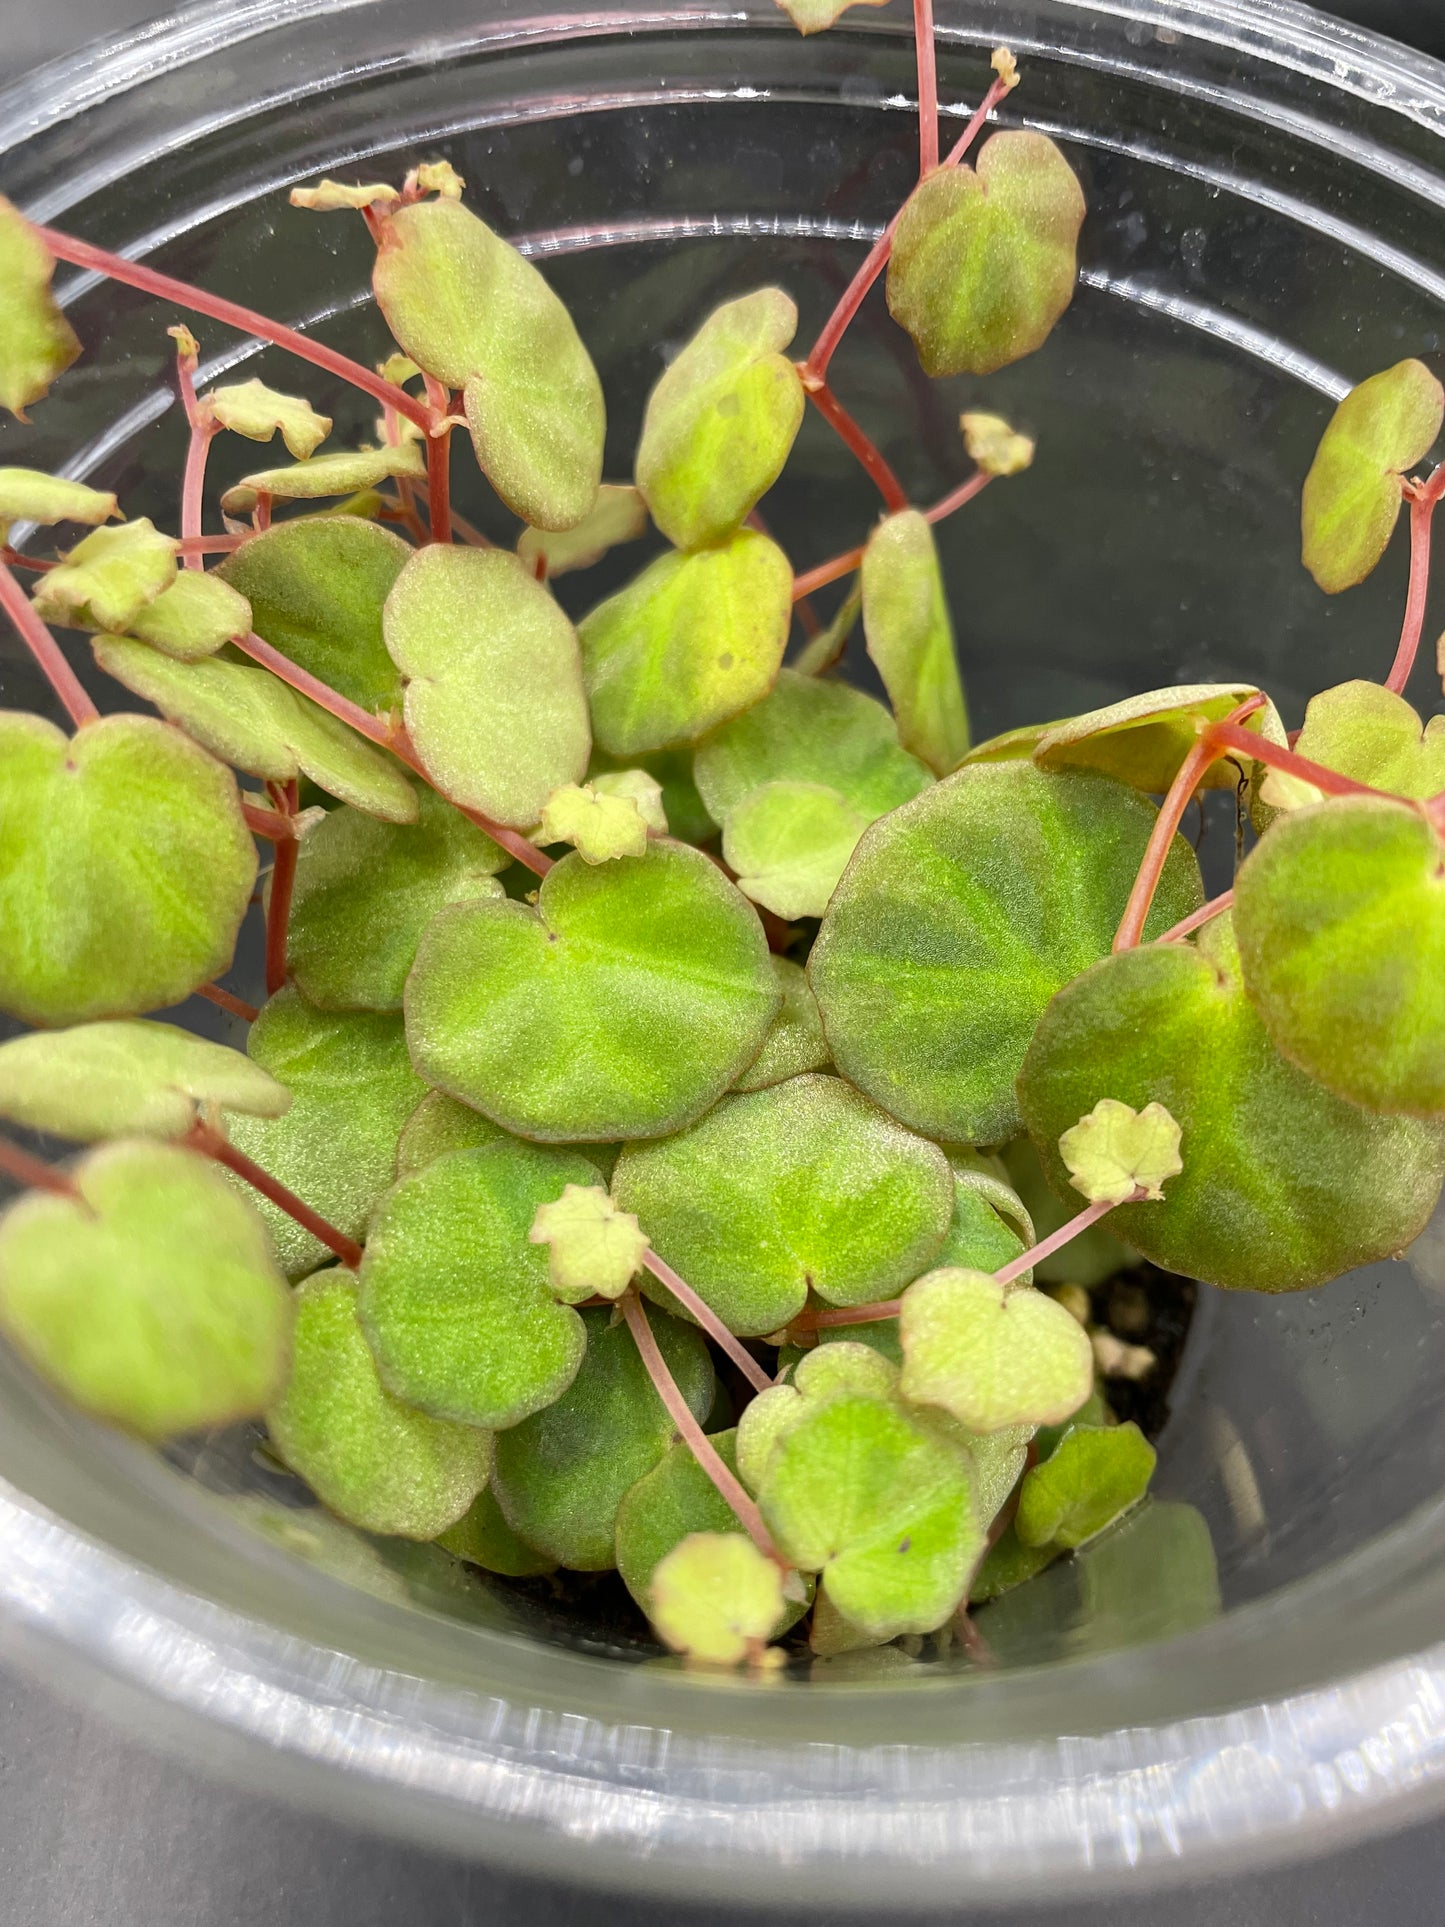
[
  {"x1": 127, "y1": 570, "x2": 251, "y2": 661},
  {"x1": 1301, "y1": 360, "x2": 1443, "y2": 593},
  {"x1": 1015, "y1": 1419, "x2": 1155, "y2": 1548},
  {"x1": 219, "y1": 442, "x2": 425, "y2": 517},
  {"x1": 1010, "y1": 683, "x2": 1288, "y2": 794},
  {"x1": 538, "y1": 782, "x2": 649, "y2": 863},
  {"x1": 861, "y1": 511, "x2": 969, "y2": 776},
  {"x1": 1059, "y1": 1098, "x2": 1183, "y2": 1205},
  {"x1": 1278, "y1": 680, "x2": 1445, "y2": 806},
  {"x1": 530, "y1": 1184, "x2": 649, "y2": 1302},
  {"x1": 723, "y1": 780, "x2": 868, "y2": 919},
  {"x1": 898, "y1": 1268, "x2": 1094, "y2": 1433},
  {"x1": 0, "y1": 468, "x2": 116, "y2": 539},
  {"x1": 395, "y1": 1092, "x2": 511, "y2": 1178},
  {"x1": 0, "y1": 198, "x2": 80, "y2": 416},
  {"x1": 32, "y1": 519, "x2": 178, "y2": 633},
  {"x1": 437, "y1": 1485, "x2": 556, "y2": 1576},
  {"x1": 651, "y1": 1532, "x2": 785, "y2": 1664},
  {"x1": 209, "y1": 378, "x2": 332, "y2": 459},
  {"x1": 517, "y1": 486, "x2": 648, "y2": 578},
  {"x1": 734, "y1": 956, "x2": 831, "y2": 1092}
]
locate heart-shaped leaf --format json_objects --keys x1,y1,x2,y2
[
  {"x1": 373, "y1": 197, "x2": 605, "y2": 530},
  {"x1": 32, "y1": 519, "x2": 179, "y2": 633},
  {"x1": 650, "y1": 1531, "x2": 786, "y2": 1664},
  {"x1": 0, "y1": 712, "x2": 255, "y2": 1026},
  {"x1": 267, "y1": 1268, "x2": 491, "y2": 1538},
  {"x1": 898, "y1": 1268, "x2": 1094, "y2": 1433},
  {"x1": 1017, "y1": 915, "x2": 1445, "y2": 1290},
  {"x1": 1059, "y1": 1098, "x2": 1183, "y2": 1205},
  {"x1": 614, "y1": 1073, "x2": 953, "y2": 1335},
  {"x1": 92, "y1": 639, "x2": 417, "y2": 821},
  {"x1": 406, "y1": 841, "x2": 779, "y2": 1141},
  {"x1": 809, "y1": 761, "x2": 1203, "y2": 1144},
  {"x1": 0, "y1": 1019, "x2": 288, "y2": 1141},
  {"x1": 219, "y1": 518, "x2": 409, "y2": 715},
  {"x1": 757, "y1": 1391, "x2": 981, "y2": 1638},
  {"x1": 359, "y1": 1140, "x2": 601, "y2": 1428},
  {"x1": 737, "y1": 1340, "x2": 902, "y2": 1490},
  {"x1": 126, "y1": 569, "x2": 251, "y2": 661},
  {"x1": 578, "y1": 529, "x2": 792, "y2": 756},
  {"x1": 530, "y1": 1183, "x2": 649, "y2": 1302},
  {"x1": 988, "y1": 683, "x2": 1288, "y2": 794},
  {"x1": 208, "y1": 378, "x2": 332, "y2": 459},
  {"x1": 722, "y1": 780, "x2": 869, "y2": 919},
  {"x1": 225, "y1": 989, "x2": 428, "y2": 1275},
  {"x1": 490, "y1": 1302, "x2": 713, "y2": 1569},
  {"x1": 1272, "y1": 680, "x2": 1445, "y2": 810},
  {"x1": 382, "y1": 543, "x2": 591, "y2": 829},
  {"x1": 1301, "y1": 360, "x2": 1444, "y2": 593},
  {"x1": 1235, "y1": 796, "x2": 1445, "y2": 1116},
  {"x1": 395, "y1": 1091, "x2": 511, "y2": 1178},
  {"x1": 219, "y1": 442, "x2": 425, "y2": 517},
  {"x1": 1015, "y1": 1419, "x2": 1155, "y2": 1549},
  {"x1": 286, "y1": 787, "x2": 506, "y2": 1010},
  {"x1": 0, "y1": 467, "x2": 117, "y2": 541},
  {"x1": 861, "y1": 510, "x2": 969, "y2": 776},
  {"x1": 734, "y1": 956, "x2": 830, "y2": 1092},
  {"x1": 886, "y1": 133, "x2": 1085, "y2": 378},
  {"x1": 0, "y1": 1140, "x2": 289, "y2": 1438},
  {"x1": 437, "y1": 1483, "x2": 556, "y2": 1575},
  {"x1": 518, "y1": 485, "x2": 648, "y2": 579},
  {"x1": 636, "y1": 288, "x2": 805, "y2": 550},
  {"x1": 0, "y1": 198, "x2": 80, "y2": 416}
]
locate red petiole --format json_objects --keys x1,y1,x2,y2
[
  {"x1": 0, "y1": 1136, "x2": 77, "y2": 1197},
  {"x1": 188, "y1": 1118, "x2": 364, "y2": 1269},
  {"x1": 791, "y1": 469, "x2": 994, "y2": 601},
  {"x1": 0, "y1": 558, "x2": 99, "y2": 729},
  {"x1": 640, "y1": 1249, "x2": 774, "y2": 1396}
]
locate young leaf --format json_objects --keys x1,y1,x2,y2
[
  {"x1": 886, "y1": 133, "x2": 1085, "y2": 378},
  {"x1": 775, "y1": 0, "x2": 889, "y2": 33},
  {"x1": 737, "y1": 1339, "x2": 901, "y2": 1494},
  {"x1": 219, "y1": 518, "x2": 409, "y2": 715},
  {"x1": 0, "y1": 197, "x2": 81, "y2": 416},
  {"x1": 286, "y1": 787, "x2": 506, "y2": 1010},
  {"x1": 517, "y1": 485, "x2": 648, "y2": 579},
  {"x1": 861, "y1": 510, "x2": 969, "y2": 776},
  {"x1": 734, "y1": 956, "x2": 831, "y2": 1092},
  {"x1": 590, "y1": 745, "x2": 714, "y2": 846},
  {"x1": 809, "y1": 761, "x2": 1203, "y2": 1145},
  {"x1": 1007, "y1": 683, "x2": 1288, "y2": 795},
  {"x1": 1273, "y1": 680, "x2": 1445, "y2": 806},
  {"x1": 0, "y1": 713, "x2": 255, "y2": 1027},
  {"x1": 405, "y1": 841, "x2": 779, "y2": 1142},
  {"x1": 219, "y1": 442, "x2": 425, "y2": 517},
  {"x1": 127, "y1": 569, "x2": 251, "y2": 661},
  {"x1": 0, "y1": 468, "x2": 117, "y2": 541},
  {"x1": 92, "y1": 639, "x2": 417, "y2": 821},
  {"x1": 0, "y1": 1140, "x2": 289, "y2": 1439},
  {"x1": 1015, "y1": 1420, "x2": 1155, "y2": 1549},
  {"x1": 32, "y1": 519, "x2": 178, "y2": 633},
  {"x1": 538, "y1": 782, "x2": 649, "y2": 863},
  {"x1": 290, "y1": 179, "x2": 401, "y2": 212},
  {"x1": 1301, "y1": 360, "x2": 1444, "y2": 593},
  {"x1": 960, "y1": 412, "x2": 1035, "y2": 477},
  {"x1": 395, "y1": 1090, "x2": 511, "y2": 1179},
  {"x1": 530, "y1": 1183, "x2": 649, "y2": 1302},
  {"x1": 0, "y1": 1020, "x2": 288, "y2": 1142},
  {"x1": 635, "y1": 288, "x2": 805, "y2": 550},
  {"x1": 757, "y1": 1392, "x2": 981, "y2": 1639},
  {"x1": 1059, "y1": 1098, "x2": 1183, "y2": 1206},
  {"x1": 1234, "y1": 796, "x2": 1445, "y2": 1116},
  {"x1": 225, "y1": 990, "x2": 428, "y2": 1276},
  {"x1": 613, "y1": 1073, "x2": 953, "y2": 1335},
  {"x1": 722, "y1": 780, "x2": 869, "y2": 919},
  {"x1": 1017, "y1": 915, "x2": 1445, "y2": 1290},
  {"x1": 898, "y1": 1269, "x2": 1094, "y2": 1433},
  {"x1": 489, "y1": 1302, "x2": 713, "y2": 1569},
  {"x1": 209, "y1": 378, "x2": 332, "y2": 459},
  {"x1": 650, "y1": 1531, "x2": 785, "y2": 1665},
  {"x1": 372, "y1": 197, "x2": 605, "y2": 529},
  {"x1": 359, "y1": 1141, "x2": 601, "y2": 1427},
  {"x1": 267, "y1": 1269, "x2": 491, "y2": 1539},
  {"x1": 382, "y1": 544, "x2": 591, "y2": 829},
  {"x1": 577, "y1": 530, "x2": 792, "y2": 756},
  {"x1": 588, "y1": 767, "x2": 667, "y2": 833}
]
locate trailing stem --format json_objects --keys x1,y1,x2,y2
[
  {"x1": 791, "y1": 470, "x2": 993, "y2": 601},
  {"x1": 194, "y1": 982, "x2": 260, "y2": 1022},
  {"x1": 640, "y1": 1249, "x2": 774, "y2": 1396},
  {"x1": 620, "y1": 1292, "x2": 785, "y2": 1567},
  {"x1": 1156, "y1": 888, "x2": 1234, "y2": 945},
  {"x1": 802, "y1": 380, "x2": 908, "y2": 513},
  {"x1": 1387, "y1": 476, "x2": 1444, "y2": 694},
  {"x1": 422, "y1": 375, "x2": 454, "y2": 545},
  {"x1": 188, "y1": 1118, "x2": 364, "y2": 1268},
  {"x1": 264, "y1": 779, "x2": 299, "y2": 996},
  {"x1": 172, "y1": 330, "x2": 217, "y2": 567},
  {"x1": 0, "y1": 559, "x2": 99, "y2": 729},
  {"x1": 914, "y1": 0, "x2": 939, "y2": 176},
  {"x1": 0, "y1": 1136, "x2": 76, "y2": 1196}
]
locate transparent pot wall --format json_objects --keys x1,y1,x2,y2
[{"x1": 4, "y1": 0, "x2": 1445, "y2": 1901}]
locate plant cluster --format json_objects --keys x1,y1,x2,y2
[{"x1": 0, "y1": 4, "x2": 1441, "y2": 1671}]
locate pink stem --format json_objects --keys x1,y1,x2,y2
[
  {"x1": 1156, "y1": 888, "x2": 1234, "y2": 945},
  {"x1": 914, "y1": 0, "x2": 939, "y2": 175},
  {"x1": 0, "y1": 1136, "x2": 76, "y2": 1196},
  {"x1": 422, "y1": 375, "x2": 454, "y2": 546},
  {"x1": 37, "y1": 223, "x2": 433, "y2": 432},
  {"x1": 621, "y1": 1294, "x2": 784, "y2": 1566},
  {"x1": 804, "y1": 381, "x2": 908, "y2": 512},
  {"x1": 926, "y1": 471, "x2": 993, "y2": 524},
  {"x1": 265, "y1": 778, "x2": 299, "y2": 996},
  {"x1": 793, "y1": 545, "x2": 864, "y2": 603},
  {"x1": 190, "y1": 1120, "x2": 364, "y2": 1269},
  {"x1": 641, "y1": 1251, "x2": 774, "y2": 1396},
  {"x1": 1387, "y1": 489, "x2": 1436, "y2": 694},
  {"x1": 195, "y1": 982, "x2": 259, "y2": 1022},
  {"x1": 243, "y1": 800, "x2": 296, "y2": 843},
  {"x1": 174, "y1": 343, "x2": 216, "y2": 570},
  {"x1": 178, "y1": 533, "x2": 249, "y2": 556},
  {"x1": 0, "y1": 559, "x2": 99, "y2": 728}
]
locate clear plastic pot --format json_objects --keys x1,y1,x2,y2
[{"x1": 3, "y1": 0, "x2": 1445, "y2": 1906}]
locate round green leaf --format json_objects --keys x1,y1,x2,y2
[
  {"x1": 382, "y1": 544, "x2": 591, "y2": 829},
  {"x1": 809, "y1": 761, "x2": 1204, "y2": 1145},
  {"x1": 490, "y1": 1302, "x2": 713, "y2": 1569},
  {"x1": 898, "y1": 1268, "x2": 1094, "y2": 1433},
  {"x1": 518, "y1": 484, "x2": 648, "y2": 579},
  {"x1": 219, "y1": 442, "x2": 425, "y2": 518},
  {"x1": 0, "y1": 197, "x2": 80, "y2": 417},
  {"x1": 0, "y1": 1019, "x2": 288, "y2": 1142},
  {"x1": 359, "y1": 1140, "x2": 599, "y2": 1429},
  {"x1": 225, "y1": 989, "x2": 428, "y2": 1276},
  {"x1": 436, "y1": 1483, "x2": 555, "y2": 1576},
  {"x1": 1017, "y1": 915, "x2": 1445, "y2": 1290},
  {"x1": 1301, "y1": 360, "x2": 1444, "y2": 594},
  {"x1": 127, "y1": 569, "x2": 251, "y2": 661},
  {"x1": 0, "y1": 1140, "x2": 290, "y2": 1439},
  {"x1": 373, "y1": 197, "x2": 605, "y2": 530},
  {"x1": 267, "y1": 1269, "x2": 490, "y2": 1539},
  {"x1": 219, "y1": 518, "x2": 409, "y2": 715},
  {"x1": 578, "y1": 529, "x2": 792, "y2": 756},
  {"x1": 92, "y1": 638, "x2": 417, "y2": 821},
  {"x1": 733, "y1": 955, "x2": 830, "y2": 1092},
  {"x1": 0, "y1": 712, "x2": 256, "y2": 1027},
  {"x1": 0, "y1": 467, "x2": 116, "y2": 542},
  {"x1": 287, "y1": 788, "x2": 506, "y2": 1010},
  {"x1": 1015, "y1": 1419, "x2": 1155, "y2": 1549},
  {"x1": 722, "y1": 780, "x2": 869, "y2": 920},
  {"x1": 615, "y1": 1072, "x2": 952, "y2": 1335},
  {"x1": 1284, "y1": 680, "x2": 1445, "y2": 804},
  {"x1": 395, "y1": 1090, "x2": 511, "y2": 1178},
  {"x1": 635, "y1": 288, "x2": 805, "y2": 550},
  {"x1": 32, "y1": 519, "x2": 178, "y2": 634},
  {"x1": 1235, "y1": 796, "x2": 1445, "y2": 1116},
  {"x1": 757, "y1": 1392, "x2": 981, "y2": 1639},
  {"x1": 861, "y1": 510, "x2": 969, "y2": 777},
  {"x1": 1014, "y1": 683, "x2": 1287, "y2": 794},
  {"x1": 886, "y1": 132, "x2": 1085, "y2": 378},
  {"x1": 650, "y1": 1531, "x2": 786, "y2": 1664},
  {"x1": 405, "y1": 840, "x2": 779, "y2": 1141}
]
